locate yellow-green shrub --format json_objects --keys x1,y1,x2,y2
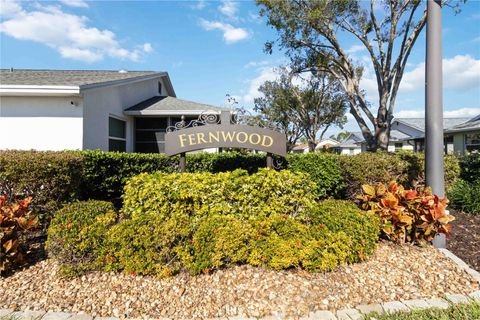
[
  {"x1": 104, "y1": 214, "x2": 187, "y2": 277},
  {"x1": 248, "y1": 215, "x2": 353, "y2": 272},
  {"x1": 46, "y1": 200, "x2": 117, "y2": 274},
  {"x1": 48, "y1": 170, "x2": 381, "y2": 277},
  {"x1": 180, "y1": 214, "x2": 255, "y2": 274},
  {"x1": 308, "y1": 199, "x2": 379, "y2": 262},
  {"x1": 122, "y1": 169, "x2": 317, "y2": 221}
]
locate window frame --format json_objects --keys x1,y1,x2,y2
[{"x1": 108, "y1": 115, "x2": 127, "y2": 152}]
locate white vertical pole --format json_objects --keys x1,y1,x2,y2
[{"x1": 425, "y1": 0, "x2": 446, "y2": 248}]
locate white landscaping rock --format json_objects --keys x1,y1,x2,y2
[
  {"x1": 446, "y1": 294, "x2": 471, "y2": 304},
  {"x1": 469, "y1": 290, "x2": 480, "y2": 302},
  {"x1": 401, "y1": 299, "x2": 430, "y2": 310},
  {"x1": 67, "y1": 315, "x2": 93, "y2": 320},
  {"x1": 356, "y1": 304, "x2": 383, "y2": 315},
  {"x1": 382, "y1": 301, "x2": 409, "y2": 313},
  {"x1": 42, "y1": 312, "x2": 72, "y2": 320},
  {"x1": 0, "y1": 309, "x2": 14, "y2": 317},
  {"x1": 425, "y1": 298, "x2": 450, "y2": 309},
  {"x1": 12, "y1": 311, "x2": 46, "y2": 320},
  {"x1": 336, "y1": 308, "x2": 362, "y2": 320}
]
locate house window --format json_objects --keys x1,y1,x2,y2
[
  {"x1": 109, "y1": 116, "x2": 126, "y2": 152},
  {"x1": 395, "y1": 143, "x2": 403, "y2": 151},
  {"x1": 349, "y1": 148, "x2": 354, "y2": 155},
  {"x1": 465, "y1": 133, "x2": 480, "y2": 152},
  {"x1": 158, "y1": 82, "x2": 162, "y2": 95}
]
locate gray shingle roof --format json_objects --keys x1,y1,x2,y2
[
  {"x1": 394, "y1": 117, "x2": 470, "y2": 132},
  {"x1": 335, "y1": 132, "x2": 364, "y2": 148},
  {"x1": 124, "y1": 96, "x2": 226, "y2": 114},
  {"x1": 0, "y1": 69, "x2": 163, "y2": 86},
  {"x1": 445, "y1": 114, "x2": 480, "y2": 132}
]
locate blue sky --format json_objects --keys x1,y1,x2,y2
[{"x1": 1, "y1": 0, "x2": 479, "y2": 135}]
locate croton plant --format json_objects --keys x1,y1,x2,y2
[
  {"x1": 0, "y1": 195, "x2": 38, "y2": 274},
  {"x1": 357, "y1": 181, "x2": 455, "y2": 245}
]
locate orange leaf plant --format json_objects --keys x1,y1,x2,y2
[
  {"x1": 357, "y1": 181, "x2": 455, "y2": 245},
  {"x1": 0, "y1": 195, "x2": 38, "y2": 274}
]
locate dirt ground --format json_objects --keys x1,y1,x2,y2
[{"x1": 448, "y1": 210, "x2": 480, "y2": 271}]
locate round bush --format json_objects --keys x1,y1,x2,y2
[
  {"x1": 46, "y1": 200, "x2": 117, "y2": 274},
  {"x1": 308, "y1": 199, "x2": 380, "y2": 262}
]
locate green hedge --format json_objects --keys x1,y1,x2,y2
[
  {"x1": 458, "y1": 153, "x2": 480, "y2": 183},
  {"x1": 0, "y1": 150, "x2": 461, "y2": 209},
  {"x1": 47, "y1": 171, "x2": 379, "y2": 276},
  {"x1": 0, "y1": 150, "x2": 84, "y2": 214}
]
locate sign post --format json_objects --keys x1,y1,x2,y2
[{"x1": 165, "y1": 110, "x2": 287, "y2": 171}]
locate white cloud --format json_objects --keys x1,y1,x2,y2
[
  {"x1": 395, "y1": 108, "x2": 480, "y2": 118},
  {"x1": 243, "y1": 60, "x2": 271, "y2": 69},
  {"x1": 218, "y1": 1, "x2": 239, "y2": 20},
  {"x1": 0, "y1": 0, "x2": 23, "y2": 17},
  {"x1": 243, "y1": 67, "x2": 279, "y2": 104},
  {"x1": 142, "y1": 42, "x2": 153, "y2": 53},
  {"x1": 189, "y1": 0, "x2": 206, "y2": 10},
  {"x1": 0, "y1": 3, "x2": 151, "y2": 62},
  {"x1": 58, "y1": 47, "x2": 101, "y2": 62},
  {"x1": 400, "y1": 55, "x2": 480, "y2": 92},
  {"x1": 359, "y1": 54, "x2": 480, "y2": 104},
  {"x1": 199, "y1": 19, "x2": 250, "y2": 44},
  {"x1": 345, "y1": 44, "x2": 365, "y2": 54},
  {"x1": 59, "y1": 0, "x2": 89, "y2": 8}
]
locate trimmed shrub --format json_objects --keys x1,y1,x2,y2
[
  {"x1": 458, "y1": 153, "x2": 480, "y2": 183},
  {"x1": 0, "y1": 196, "x2": 38, "y2": 275},
  {"x1": 336, "y1": 152, "x2": 410, "y2": 198},
  {"x1": 187, "y1": 152, "x2": 266, "y2": 173},
  {"x1": 448, "y1": 179, "x2": 480, "y2": 215},
  {"x1": 179, "y1": 214, "x2": 255, "y2": 275},
  {"x1": 79, "y1": 150, "x2": 177, "y2": 201},
  {"x1": 122, "y1": 169, "x2": 317, "y2": 221},
  {"x1": 0, "y1": 150, "x2": 84, "y2": 214},
  {"x1": 286, "y1": 153, "x2": 344, "y2": 198},
  {"x1": 46, "y1": 200, "x2": 118, "y2": 274},
  {"x1": 308, "y1": 199, "x2": 379, "y2": 262},
  {"x1": 247, "y1": 214, "x2": 353, "y2": 272},
  {"x1": 105, "y1": 213, "x2": 186, "y2": 277},
  {"x1": 397, "y1": 151, "x2": 460, "y2": 189}
]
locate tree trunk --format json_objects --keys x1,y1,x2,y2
[{"x1": 376, "y1": 125, "x2": 390, "y2": 151}]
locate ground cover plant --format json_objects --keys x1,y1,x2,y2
[
  {"x1": 357, "y1": 181, "x2": 455, "y2": 245},
  {"x1": 363, "y1": 301, "x2": 480, "y2": 320},
  {"x1": 47, "y1": 169, "x2": 380, "y2": 277}
]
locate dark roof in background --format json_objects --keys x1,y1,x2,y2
[
  {"x1": 0, "y1": 69, "x2": 163, "y2": 87},
  {"x1": 446, "y1": 114, "x2": 480, "y2": 133},
  {"x1": 124, "y1": 96, "x2": 226, "y2": 114},
  {"x1": 394, "y1": 117, "x2": 470, "y2": 132}
]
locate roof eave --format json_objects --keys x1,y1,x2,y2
[
  {"x1": 0, "y1": 85, "x2": 80, "y2": 97},
  {"x1": 79, "y1": 72, "x2": 168, "y2": 92},
  {"x1": 124, "y1": 109, "x2": 223, "y2": 116}
]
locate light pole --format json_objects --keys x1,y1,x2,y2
[{"x1": 425, "y1": 0, "x2": 445, "y2": 248}]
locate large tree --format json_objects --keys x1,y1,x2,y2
[
  {"x1": 254, "y1": 68, "x2": 347, "y2": 152},
  {"x1": 257, "y1": 0, "x2": 451, "y2": 151}
]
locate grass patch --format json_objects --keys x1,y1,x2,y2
[{"x1": 364, "y1": 301, "x2": 480, "y2": 320}]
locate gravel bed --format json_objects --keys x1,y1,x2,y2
[{"x1": 0, "y1": 242, "x2": 478, "y2": 319}]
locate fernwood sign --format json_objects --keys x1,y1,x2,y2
[{"x1": 165, "y1": 110, "x2": 287, "y2": 171}]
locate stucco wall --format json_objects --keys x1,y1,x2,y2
[
  {"x1": 82, "y1": 77, "x2": 166, "y2": 152},
  {"x1": 0, "y1": 96, "x2": 83, "y2": 150}
]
